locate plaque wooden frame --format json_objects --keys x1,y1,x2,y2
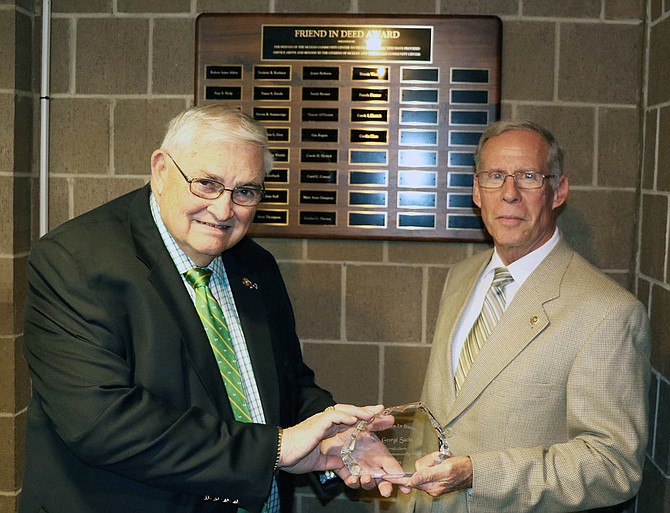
[{"x1": 195, "y1": 13, "x2": 501, "y2": 241}]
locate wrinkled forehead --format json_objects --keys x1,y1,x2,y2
[{"x1": 480, "y1": 129, "x2": 549, "y2": 170}]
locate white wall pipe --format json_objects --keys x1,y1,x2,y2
[{"x1": 39, "y1": 0, "x2": 51, "y2": 236}]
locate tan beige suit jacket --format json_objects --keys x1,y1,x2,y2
[{"x1": 397, "y1": 239, "x2": 651, "y2": 513}]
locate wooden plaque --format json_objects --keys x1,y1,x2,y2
[{"x1": 195, "y1": 14, "x2": 501, "y2": 241}]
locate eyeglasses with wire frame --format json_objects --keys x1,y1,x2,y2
[
  {"x1": 166, "y1": 153, "x2": 265, "y2": 206},
  {"x1": 476, "y1": 170, "x2": 555, "y2": 190}
]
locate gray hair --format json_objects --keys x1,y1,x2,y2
[
  {"x1": 473, "y1": 119, "x2": 564, "y2": 188},
  {"x1": 160, "y1": 104, "x2": 274, "y2": 175}
]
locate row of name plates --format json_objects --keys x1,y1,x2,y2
[{"x1": 196, "y1": 15, "x2": 501, "y2": 240}]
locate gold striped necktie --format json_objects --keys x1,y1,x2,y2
[
  {"x1": 184, "y1": 267, "x2": 251, "y2": 422},
  {"x1": 455, "y1": 267, "x2": 514, "y2": 392}
]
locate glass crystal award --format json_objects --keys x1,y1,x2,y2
[{"x1": 340, "y1": 402, "x2": 450, "y2": 478}]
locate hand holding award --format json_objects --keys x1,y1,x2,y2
[{"x1": 340, "y1": 402, "x2": 450, "y2": 483}]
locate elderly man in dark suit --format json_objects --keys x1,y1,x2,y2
[{"x1": 20, "y1": 105, "x2": 391, "y2": 513}]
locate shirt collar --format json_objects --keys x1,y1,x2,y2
[
  {"x1": 486, "y1": 228, "x2": 561, "y2": 287},
  {"x1": 149, "y1": 192, "x2": 223, "y2": 277}
]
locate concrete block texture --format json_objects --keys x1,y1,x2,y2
[
  {"x1": 253, "y1": 237, "x2": 304, "y2": 261},
  {"x1": 45, "y1": 177, "x2": 70, "y2": 230},
  {"x1": 75, "y1": 18, "x2": 149, "y2": 94},
  {"x1": 643, "y1": 108, "x2": 658, "y2": 191},
  {"x1": 558, "y1": 189, "x2": 638, "y2": 270},
  {"x1": 523, "y1": 0, "x2": 600, "y2": 18},
  {"x1": 346, "y1": 264, "x2": 423, "y2": 343},
  {"x1": 196, "y1": 0, "x2": 270, "y2": 13},
  {"x1": 152, "y1": 18, "x2": 195, "y2": 95},
  {"x1": 0, "y1": 333, "x2": 29, "y2": 412},
  {"x1": 71, "y1": 177, "x2": 147, "y2": 217},
  {"x1": 639, "y1": 193, "x2": 668, "y2": 283},
  {"x1": 387, "y1": 241, "x2": 469, "y2": 265},
  {"x1": 114, "y1": 99, "x2": 187, "y2": 175},
  {"x1": 502, "y1": 21, "x2": 556, "y2": 102},
  {"x1": 48, "y1": 17, "x2": 72, "y2": 94},
  {"x1": 302, "y1": 342, "x2": 380, "y2": 406},
  {"x1": 651, "y1": 285, "x2": 670, "y2": 378},
  {"x1": 358, "y1": 0, "x2": 437, "y2": 13},
  {"x1": 306, "y1": 239, "x2": 384, "y2": 262},
  {"x1": 605, "y1": 0, "x2": 645, "y2": 20},
  {"x1": 49, "y1": 98, "x2": 110, "y2": 175},
  {"x1": 52, "y1": 0, "x2": 112, "y2": 13},
  {"x1": 0, "y1": 413, "x2": 24, "y2": 491},
  {"x1": 559, "y1": 23, "x2": 642, "y2": 104},
  {"x1": 637, "y1": 458, "x2": 670, "y2": 513},
  {"x1": 278, "y1": 262, "x2": 342, "y2": 340},
  {"x1": 0, "y1": 10, "x2": 15, "y2": 89},
  {"x1": 0, "y1": 177, "x2": 31, "y2": 256},
  {"x1": 275, "y1": 0, "x2": 352, "y2": 13},
  {"x1": 649, "y1": 17, "x2": 670, "y2": 106},
  {"x1": 654, "y1": 377, "x2": 670, "y2": 473},
  {"x1": 598, "y1": 108, "x2": 641, "y2": 188},
  {"x1": 117, "y1": 0, "x2": 191, "y2": 13},
  {"x1": 658, "y1": 106, "x2": 670, "y2": 192},
  {"x1": 383, "y1": 344, "x2": 432, "y2": 405},
  {"x1": 439, "y1": 0, "x2": 517, "y2": 16}
]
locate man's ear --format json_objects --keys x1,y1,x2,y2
[
  {"x1": 472, "y1": 173, "x2": 482, "y2": 209},
  {"x1": 150, "y1": 150, "x2": 167, "y2": 196},
  {"x1": 552, "y1": 174, "x2": 569, "y2": 210}
]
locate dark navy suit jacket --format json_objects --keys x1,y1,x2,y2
[{"x1": 20, "y1": 185, "x2": 334, "y2": 513}]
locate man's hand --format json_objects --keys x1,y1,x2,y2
[
  {"x1": 278, "y1": 404, "x2": 382, "y2": 475},
  {"x1": 321, "y1": 412, "x2": 405, "y2": 497},
  {"x1": 405, "y1": 452, "x2": 473, "y2": 497}
]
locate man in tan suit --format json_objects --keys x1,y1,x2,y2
[{"x1": 393, "y1": 120, "x2": 651, "y2": 512}]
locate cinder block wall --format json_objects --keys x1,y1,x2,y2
[
  {"x1": 1, "y1": 0, "x2": 668, "y2": 512},
  {"x1": 0, "y1": 1, "x2": 34, "y2": 512},
  {"x1": 638, "y1": 0, "x2": 670, "y2": 511}
]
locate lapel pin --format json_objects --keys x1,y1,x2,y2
[
  {"x1": 242, "y1": 277, "x2": 258, "y2": 290},
  {"x1": 530, "y1": 315, "x2": 539, "y2": 325}
]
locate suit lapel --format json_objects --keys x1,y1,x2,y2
[
  {"x1": 446, "y1": 240, "x2": 574, "y2": 424},
  {"x1": 128, "y1": 186, "x2": 232, "y2": 415},
  {"x1": 424, "y1": 251, "x2": 491, "y2": 424},
  {"x1": 224, "y1": 245, "x2": 281, "y2": 425}
]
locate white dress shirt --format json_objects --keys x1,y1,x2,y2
[{"x1": 451, "y1": 229, "x2": 561, "y2": 375}]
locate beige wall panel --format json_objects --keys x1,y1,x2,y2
[
  {"x1": 307, "y1": 239, "x2": 384, "y2": 263},
  {"x1": 49, "y1": 98, "x2": 110, "y2": 175},
  {"x1": 598, "y1": 108, "x2": 641, "y2": 188},
  {"x1": 657, "y1": 106, "x2": 670, "y2": 192},
  {"x1": 639, "y1": 193, "x2": 668, "y2": 282},
  {"x1": 153, "y1": 18, "x2": 196, "y2": 95},
  {"x1": 75, "y1": 18, "x2": 149, "y2": 94},
  {"x1": 302, "y1": 342, "x2": 380, "y2": 405},
  {"x1": 502, "y1": 21, "x2": 555, "y2": 102},
  {"x1": 559, "y1": 23, "x2": 642, "y2": 104},
  {"x1": 346, "y1": 265, "x2": 422, "y2": 343},
  {"x1": 559, "y1": 189, "x2": 638, "y2": 270},
  {"x1": 114, "y1": 99, "x2": 187, "y2": 175},
  {"x1": 279, "y1": 262, "x2": 342, "y2": 340}
]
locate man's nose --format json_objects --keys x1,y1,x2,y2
[
  {"x1": 207, "y1": 190, "x2": 235, "y2": 219},
  {"x1": 500, "y1": 174, "x2": 522, "y2": 200}
]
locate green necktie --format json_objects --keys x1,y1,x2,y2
[
  {"x1": 185, "y1": 267, "x2": 251, "y2": 422},
  {"x1": 185, "y1": 268, "x2": 275, "y2": 513}
]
